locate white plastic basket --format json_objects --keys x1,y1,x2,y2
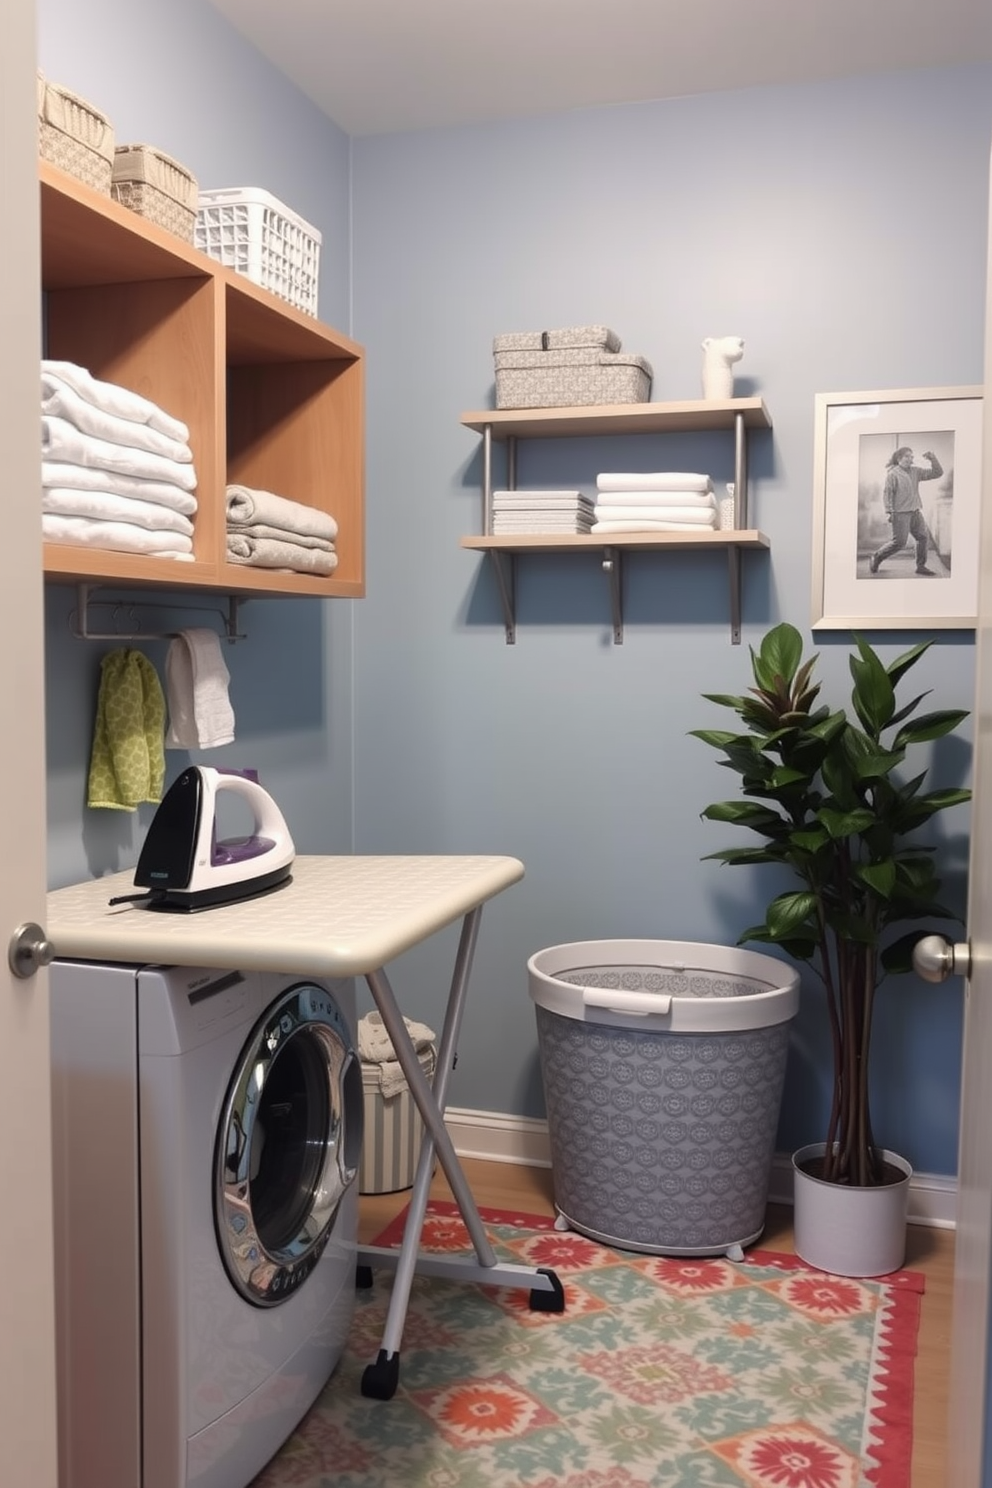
[{"x1": 194, "y1": 187, "x2": 322, "y2": 316}]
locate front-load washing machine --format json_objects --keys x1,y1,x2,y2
[{"x1": 50, "y1": 960, "x2": 364, "y2": 1488}]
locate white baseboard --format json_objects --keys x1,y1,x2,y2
[{"x1": 445, "y1": 1108, "x2": 958, "y2": 1230}]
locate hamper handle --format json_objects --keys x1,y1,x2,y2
[{"x1": 581, "y1": 987, "x2": 672, "y2": 1017}]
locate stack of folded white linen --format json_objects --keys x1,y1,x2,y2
[
  {"x1": 40, "y1": 360, "x2": 197, "y2": 559},
  {"x1": 226, "y1": 485, "x2": 338, "y2": 574},
  {"x1": 492, "y1": 489, "x2": 594, "y2": 534},
  {"x1": 591, "y1": 472, "x2": 718, "y2": 532}
]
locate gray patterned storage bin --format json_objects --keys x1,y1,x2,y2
[
  {"x1": 495, "y1": 351, "x2": 653, "y2": 410},
  {"x1": 528, "y1": 939, "x2": 799, "y2": 1257}
]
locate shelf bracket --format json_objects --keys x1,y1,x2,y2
[
  {"x1": 486, "y1": 551, "x2": 516, "y2": 644},
  {"x1": 727, "y1": 547, "x2": 742, "y2": 645},
  {"x1": 602, "y1": 548, "x2": 624, "y2": 644}
]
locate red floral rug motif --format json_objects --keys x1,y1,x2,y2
[{"x1": 251, "y1": 1200, "x2": 924, "y2": 1487}]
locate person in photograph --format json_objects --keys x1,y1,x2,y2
[{"x1": 868, "y1": 446, "x2": 944, "y2": 576}]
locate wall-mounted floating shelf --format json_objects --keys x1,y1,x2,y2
[{"x1": 459, "y1": 398, "x2": 772, "y2": 644}]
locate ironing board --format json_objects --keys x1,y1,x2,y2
[{"x1": 45, "y1": 854, "x2": 563, "y2": 1401}]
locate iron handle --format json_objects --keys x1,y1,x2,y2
[
  {"x1": 8, "y1": 922, "x2": 55, "y2": 980},
  {"x1": 912, "y1": 933, "x2": 971, "y2": 983}
]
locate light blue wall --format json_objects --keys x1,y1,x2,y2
[
  {"x1": 33, "y1": 0, "x2": 992, "y2": 1184},
  {"x1": 38, "y1": 0, "x2": 357, "y2": 887},
  {"x1": 350, "y1": 66, "x2": 991, "y2": 1173}
]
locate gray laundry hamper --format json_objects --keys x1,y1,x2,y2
[{"x1": 528, "y1": 939, "x2": 799, "y2": 1257}]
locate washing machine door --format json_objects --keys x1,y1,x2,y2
[{"x1": 215, "y1": 980, "x2": 363, "y2": 1306}]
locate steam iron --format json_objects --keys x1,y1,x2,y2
[{"x1": 115, "y1": 766, "x2": 295, "y2": 912}]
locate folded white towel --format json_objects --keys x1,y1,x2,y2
[
  {"x1": 492, "y1": 490, "x2": 589, "y2": 504},
  {"x1": 358, "y1": 1010, "x2": 436, "y2": 1098},
  {"x1": 226, "y1": 484, "x2": 338, "y2": 542},
  {"x1": 590, "y1": 519, "x2": 719, "y2": 533},
  {"x1": 43, "y1": 488, "x2": 195, "y2": 535},
  {"x1": 226, "y1": 521, "x2": 335, "y2": 552},
  {"x1": 591, "y1": 504, "x2": 717, "y2": 525},
  {"x1": 42, "y1": 513, "x2": 194, "y2": 555},
  {"x1": 42, "y1": 460, "x2": 198, "y2": 515},
  {"x1": 165, "y1": 629, "x2": 235, "y2": 750},
  {"x1": 226, "y1": 533, "x2": 339, "y2": 575},
  {"x1": 493, "y1": 494, "x2": 594, "y2": 511},
  {"x1": 594, "y1": 489, "x2": 716, "y2": 508},
  {"x1": 492, "y1": 516, "x2": 593, "y2": 531},
  {"x1": 597, "y1": 472, "x2": 713, "y2": 493},
  {"x1": 41, "y1": 360, "x2": 189, "y2": 443},
  {"x1": 41, "y1": 373, "x2": 193, "y2": 464},
  {"x1": 42, "y1": 417, "x2": 198, "y2": 492}
]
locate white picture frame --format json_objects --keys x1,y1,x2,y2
[{"x1": 811, "y1": 386, "x2": 983, "y2": 630}]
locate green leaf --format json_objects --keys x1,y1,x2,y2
[
  {"x1": 849, "y1": 640, "x2": 895, "y2": 735},
  {"x1": 701, "y1": 801, "x2": 785, "y2": 831},
  {"x1": 892, "y1": 709, "x2": 970, "y2": 749},
  {"x1": 790, "y1": 826, "x2": 830, "y2": 852},
  {"x1": 770, "y1": 765, "x2": 809, "y2": 789},
  {"x1": 753, "y1": 623, "x2": 805, "y2": 692},
  {"x1": 702, "y1": 847, "x2": 783, "y2": 865},
  {"x1": 688, "y1": 728, "x2": 741, "y2": 749},
  {"x1": 854, "y1": 860, "x2": 897, "y2": 897},
  {"x1": 886, "y1": 639, "x2": 932, "y2": 688},
  {"x1": 817, "y1": 807, "x2": 875, "y2": 838},
  {"x1": 766, "y1": 891, "x2": 818, "y2": 937}
]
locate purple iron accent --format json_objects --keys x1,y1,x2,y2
[
  {"x1": 211, "y1": 834, "x2": 276, "y2": 867},
  {"x1": 216, "y1": 767, "x2": 260, "y2": 782}
]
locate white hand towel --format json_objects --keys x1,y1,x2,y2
[
  {"x1": 226, "y1": 533, "x2": 339, "y2": 575},
  {"x1": 597, "y1": 472, "x2": 713, "y2": 493},
  {"x1": 41, "y1": 360, "x2": 190, "y2": 443},
  {"x1": 43, "y1": 488, "x2": 194, "y2": 535},
  {"x1": 41, "y1": 373, "x2": 193, "y2": 463},
  {"x1": 165, "y1": 629, "x2": 235, "y2": 750},
  {"x1": 591, "y1": 504, "x2": 717, "y2": 524},
  {"x1": 42, "y1": 460, "x2": 198, "y2": 515},
  {"x1": 594, "y1": 489, "x2": 716, "y2": 508},
  {"x1": 41, "y1": 416, "x2": 198, "y2": 492},
  {"x1": 226, "y1": 484, "x2": 338, "y2": 542},
  {"x1": 42, "y1": 513, "x2": 194, "y2": 555},
  {"x1": 590, "y1": 518, "x2": 719, "y2": 533}
]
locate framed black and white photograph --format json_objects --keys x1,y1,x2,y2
[{"x1": 811, "y1": 386, "x2": 983, "y2": 630}]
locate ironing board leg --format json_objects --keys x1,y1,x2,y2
[{"x1": 358, "y1": 908, "x2": 562, "y2": 1398}]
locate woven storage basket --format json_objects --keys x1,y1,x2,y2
[
  {"x1": 194, "y1": 187, "x2": 322, "y2": 316},
  {"x1": 495, "y1": 350, "x2": 653, "y2": 409},
  {"x1": 111, "y1": 145, "x2": 198, "y2": 242},
  {"x1": 39, "y1": 78, "x2": 115, "y2": 194}
]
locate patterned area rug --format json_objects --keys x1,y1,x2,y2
[{"x1": 252, "y1": 1201, "x2": 924, "y2": 1487}]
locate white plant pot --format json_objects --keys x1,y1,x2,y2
[{"x1": 792, "y1": 1142, "x2": 912, "y2": 1277}]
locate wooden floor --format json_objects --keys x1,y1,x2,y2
[{"x1": 359, "y1": 1157, "x2": 955, "y2": 1488}]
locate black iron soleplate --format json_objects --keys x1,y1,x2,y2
[{"x1": 140, "y1": 867, "x2": 293, "y2": 912}]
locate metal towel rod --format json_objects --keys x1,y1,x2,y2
[{"x1": 69, "y1": 583, "x2": 247, "y2": 643}]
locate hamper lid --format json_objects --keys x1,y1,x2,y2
[
  {"x1": 528, "y1": 938, "x2": 799, "y2": 1032},
  {"x1": 493, "y1": 325, "x2": 623, "y2": 355}
]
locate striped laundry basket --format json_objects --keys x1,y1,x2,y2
[{"x1": 359, "y1": 1043, "x2": 437, "y2": 1194}]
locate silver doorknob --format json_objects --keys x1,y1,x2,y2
[
  {"x1": 912, "y1": 933, "x2": 971, "y2": 983},
  {"x1": 8, "y1": 922, "x2": 55, "y2": 980}
]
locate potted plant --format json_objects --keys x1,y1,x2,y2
[{"x1": 691, "y1": 622, "x2": 970, "y2": 1274}]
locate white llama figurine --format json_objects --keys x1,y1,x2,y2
[{"x1": 701, "y1": 335, "x2": 744, "y2": 400}]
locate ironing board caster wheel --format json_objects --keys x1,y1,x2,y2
[
  {"x1": 529, "y1": 1267, "x2": 565, "y2": 1313},
  {"x1": 355, "y1": 1264, "x2": 374, "y2": 1290},
  {"x1": 361, "y1": 1350, "x2": 400, "y2": 1400}
]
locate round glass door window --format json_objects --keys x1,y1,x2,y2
[{"x1": 215, "y1": 981, "x2": 363, "y2": 1305}]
